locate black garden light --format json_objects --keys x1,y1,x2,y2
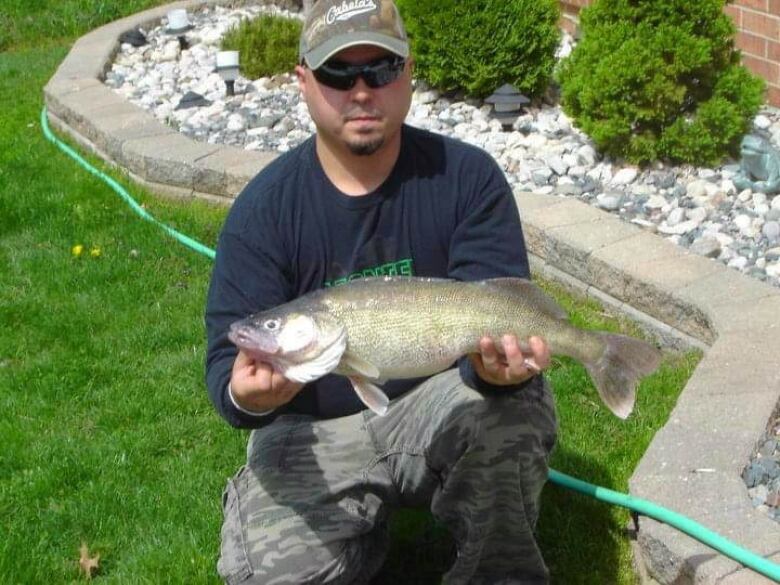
[
  {"x1": 485, "y1": 83, "x2": 530, "y2": 131},
  {"x1": 119, "y1": 28, "x2": 148, "y2": 48},
  {"x1": 166, "y1": 9, "x2": 193, "y2": 51},
  {"x1": 215, "y1": 51, "x2": 240, "y2": 97},
  {"x1": 175, "y1": 91, "x2": 212, "y2": 110}
]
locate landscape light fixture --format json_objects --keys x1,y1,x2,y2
[
  {"x1": 485, "y1": 83, "x2": 530, "y2": 131},
  {"x1": 175, "y1": 91, "x2": 212, "y2": 110},
  {"x1": 215, "y1": 51, "x2": 240, "y2": 97},
  {"x1": 166, "y1": 9, "x2": 193, "y2": 51},
  {"x1": 119, "y1": 28, "x2": 148, "y2": 48}
]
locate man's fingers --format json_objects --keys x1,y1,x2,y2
[
  {"x1": 479, "y1": 337, "x2": 500, "y2": 370},
  {"x1": 498, "y1": 334, "x2": 549, "y2": 379},
  {"x1": 517, "y1": 336, "x2": 550, "y2": 374},
  {"x1": 230, "y1": 352, "x2": 304, "y2": 410},
  {"x1": 528, "y1": 336, "x2": 551, "y2": 370},
  {"x1": 271, "y1": 370, "x2": 301, "y2": 394},
  {"x1": 501, "y1": 335, "x2": 522, "y2": 361},
  {"x1": 501, "y1": 335, "x2": 531, "y2": 378},
  {"x1": 472, "y1": 335, "x2": 552, "y2": 386},
  {"x1": 234, "y1": 350, "x2": 254, "y2": 369},
  {"x1": 522, "y1": 358, "x2": 542, "y2": 373}
]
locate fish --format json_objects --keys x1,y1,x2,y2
[{"x1": 228, "y1": 276, "x2": 662, "y2": 419}]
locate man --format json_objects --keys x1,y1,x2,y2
[{"x1": 205, "y1": 0, "x2": 557, "y2": 583}]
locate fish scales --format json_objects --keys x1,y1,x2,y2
[
  {"x1": 228, "y1": 276, "x2": 662, "y2": 419},
  {"x1": 304, "y1": 278, "x2": 602, "y2": 378}
]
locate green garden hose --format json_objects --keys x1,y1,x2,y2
[
  {"x1": 40, "y1": 108, "x2": 215, "y2": 260},
  {"x1": 41, "y1": 105, "x2": 780, "y2": 583},
  {"x1": 549, "y1": 469, "x2": 780, "y2": 581}
]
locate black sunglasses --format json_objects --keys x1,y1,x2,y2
[{"x1": 311, "y1": 55, "x2": 406, "y2": 91}]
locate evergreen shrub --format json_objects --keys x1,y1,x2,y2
[
  {"x1": 221, "y1": 14, "x2": 302, "y2": 79},
  {"x1": 396, "y1": 0, "x2": 560, "y2": 99},
  {"x1": 556, "y1": 0, "x2": 765, "y2": 166}
]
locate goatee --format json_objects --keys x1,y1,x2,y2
[{"x1": 348, "y1": 137, "x2": 384, "y2": 156}]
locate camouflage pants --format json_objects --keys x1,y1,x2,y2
[{"x1": 217, "y1": 369, "x2": 558, "y2": 585}]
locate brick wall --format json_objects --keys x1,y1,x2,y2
[{"x1": 558, "y1": 0, "x2": 780, "y2": 107}]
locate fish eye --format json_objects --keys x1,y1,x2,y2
[{"x1": 263, "y1": 319, "x2": 281, "y2": 331}]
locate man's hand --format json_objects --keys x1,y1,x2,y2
[
  {"x1": 470, "y1": 335, "x2": 551, "y2": 386},
  {"x1": 230, "y1": 350, "x2": 304, "y2": 412}
]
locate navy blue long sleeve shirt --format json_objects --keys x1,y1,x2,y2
[{"x1": 205, "y1": 124, "x2": 534, "y2": 428}]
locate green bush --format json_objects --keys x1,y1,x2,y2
[
  {"x1": 556, "y1": 0, "x2": 765, "y2": 166},
  {"x1": 396, "y1": 0, "x2": 560, "y2": 99},
  {"x1": 220, "y1": 14, "x2": 302, "y2": 79}
]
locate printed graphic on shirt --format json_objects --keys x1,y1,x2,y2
[{"x1": 324, "y1": 257, "x2": 413, "y2": 287}]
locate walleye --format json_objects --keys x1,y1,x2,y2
[{"x1": 228, "y1": 277, "x2": 662, "y2": 419}]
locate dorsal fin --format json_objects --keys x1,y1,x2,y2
[{"x1": 484, "y1": 278, "x2": 568, "y2": 320}]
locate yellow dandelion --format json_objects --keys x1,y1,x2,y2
[
  {"x1": 90, "y1": 247, "x2": 102, "y2": 258},
  {"x1": 72, "y1": 244, "x2": 84, "y2": 257}
]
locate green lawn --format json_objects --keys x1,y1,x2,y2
[{"x1": 0, "y1": 4, "x2": 699, "y2": 583}]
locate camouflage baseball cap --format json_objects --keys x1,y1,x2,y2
[{"x1": 299, "y1": 0, "x2": 409, "y2": 70}]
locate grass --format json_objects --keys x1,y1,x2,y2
[
  {"x1": 374, "y1": 283, "x2": 699, "y2": 584},
  {"x1": 1, "y1": 3, "x2": 700, "y2": 583},
  {"x1": 0, "y1": 0, "x2": 171, "y2": 51}
]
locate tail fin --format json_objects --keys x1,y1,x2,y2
[{"x1": 584, "y1": 333, "x2": 662, "y2": 419}]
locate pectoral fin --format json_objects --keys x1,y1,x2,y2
[
  {"x1": 348, "y1": 376, "x2": 389, "y2": 416},
  {"x1": 342, "y1": 354, "x2": 381, "y2": 379}
]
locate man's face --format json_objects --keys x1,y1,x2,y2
[{"x1": 296, "y1": 45, "x2": 413, "y2": 157}]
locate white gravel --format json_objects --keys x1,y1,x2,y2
[{"x1": 104, "y1": 3, "x2": 780, "y2": 289}]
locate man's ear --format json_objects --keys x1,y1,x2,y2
[{"x1": 295, "y1": 64, "x2": 307, "y2": 94}]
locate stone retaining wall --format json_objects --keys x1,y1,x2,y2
[{"x1": 44, "y1": 2, "x2": 780, "y2": 582}]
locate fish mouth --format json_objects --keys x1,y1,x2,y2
[{"x1": 228, "y1": 323, "x2": 279, "y2": 356}]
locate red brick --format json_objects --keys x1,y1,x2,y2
[
  {"x1": 725, "y1": 5, "x2": 743, "y2": 27},
  {"x1": 743, "y1": 9, "x2": 780, "y2": 39},
  {"x1": 561, "y1": 5, "x2": 580, "y2": 18},
  {"x1": 768, "y1": 85, "x2": 780, "y2": 107},
  {"x1": 560, "y1": 1, "x2": 592, "y2": 18},
  {"x1": 742, "y1": 54, "x2": 780, "y2": 83},
  {"x1": 559, "y1": 16, "x2": 579, "y2": 37},
  {"x1": 768, "y1": 39, "x2": 780, "y2": 60},
  {"x1": 770, "y1": 0, "x2": 780, "y2": 15},
  {"x1": 737, "y1": 31, "x2": 768, "y2": 56},
  {"x1": 736, "y1": 0, "x2": 768, "y2": 11}
]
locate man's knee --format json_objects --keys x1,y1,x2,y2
[
  {"x1": 218, "y1": 537, "x2": 376, "y2": 585},
  {"x1": 427, "y1": 375, "x2": 557, "y2": 461},
  {"x1": 217, "y1": 467, "x2": 387, "y2": 585},
  {"x1": 476, "y1": 377, "x2": 558, "y2": 453}
]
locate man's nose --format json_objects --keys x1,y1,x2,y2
[{"x1": 349, "y1": 76, "x2": 374, "y2": 101}]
